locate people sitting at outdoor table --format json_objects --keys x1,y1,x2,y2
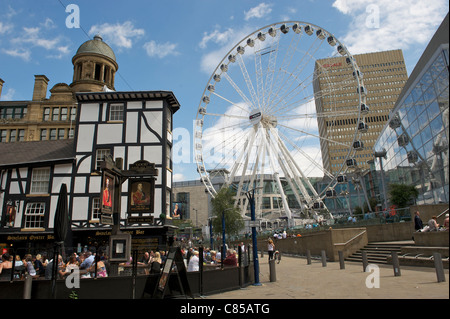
[
  {"x1": 89, "y1": 255, "x2": 108, "y2": 278},
  {"x1": 0, "y1": 253, "x2": 13, "y2": 281},
  {"x1": 187, "y1": 250, "x2": 199, "y2": 272},
  {"x1": 223, "y1": 249, "x2": 238, "y2": 267},
  {"x1": 150, "y1": 251, "x2": 162, "y2": 274}
]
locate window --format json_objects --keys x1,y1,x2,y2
[
  {"x1": 91, "y1": 198, "x2": 101, "y2": 220},
  {"x1": 52, "y1": 108, "x2": 59, "y2": 121},
  {"x1": 60, "y1": 107, "x2": 68, "y2": 121},
  {"x1": 68, "y1": 128, "x2": 74, "y2": 139},
  {"x1": 58, "y1": 128, "x2": 65, "y2": 140},
  {"x1": 43, "y1": 108, "x2": 50, "y2": 121},
  {"x1": 0, "y1": 130, "x2": 7, "y2": 142},
  {"x1": 40, "y1": 129, "x2": 47, "y2": 141},
  {"x1": 49, "y1": 129, "x2": 57, "y2": 140},
  {"x1": 31, "y1": 168, "x2": 50, "y2": 194},
  {"x1": 9, "y1": 130, "x2": 16, "y2": 142},
  {"x1": 109, "y1": 103, "x2": 124, "y2": 121},
  {"x1": 95, "y1": 149, "x2": 111, "y2": 171},
  {"x1": 18, "y1": 129, "x2": 25, "y2": 141},
  {"x1": 24, "y1": 202, "x2": 46, "y2": 229},
  {"x1": 70, "y1": 107, "x2": 77, "y2": 121},
  {"x1": 1, "y1": 106, "x2": 26, "y2": 119}
]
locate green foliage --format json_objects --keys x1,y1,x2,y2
[
  {"x1": 363, "y1": 197, "x2": 378, "y2": 212},
  {"x1": 388, "y1": 183, "x2": 419, "y2": 208},
  {"x1": 69, "y1": 290, "x2": 78, "y2": 299},
  {"x1": 211, "y1": 187, "x2": 244, "y2": 236}
]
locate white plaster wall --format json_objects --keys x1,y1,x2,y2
[
  {"x1": 127, "y1": 101, "x2": 142, "y2": 109},
  {"x1": 79, "y1": 103, "x2": 99, "y2": 122},
  {"x1": 52, "y1": 176, "x2": 72, "y2": 193},
  {"x1": 74, "y1": 176, "x2": 86, "y2": 193},
  {"x1": 127, "y1": 146, "x2": 141, "y2": 168},
  {"x1": 126, "y1": 112, "x2": 138, "y2": 143},
  {"x1": 77, "y1": 125, "x2": 95, "y2": 152},
  {"x1": 143, "y1": 145, "x2": 162, "y2": 166},
  {"x1": 72, "y1": 197, "x2": 89, "y2": 220},
  {"x1": 97, "y1": 123, "x2": 123, "y2": 145},
  {"x1": 76, "y1": 155, "x2": 92, "y2": 174}
]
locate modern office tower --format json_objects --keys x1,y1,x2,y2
[{"x1": 314, "y1": 49, "x2": 408, "y2": 176}]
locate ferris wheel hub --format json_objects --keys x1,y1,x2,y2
[{"x1": 249, "y1": 109, "x2": 277, "y2": 128}]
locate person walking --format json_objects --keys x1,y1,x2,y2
[{"x1": 267, "y1": 239, "x2": 275, "y2": 262}]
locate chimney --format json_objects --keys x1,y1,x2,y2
[
  {"x1": 0, "y1": 78, "x2": 4, "y2": 99},
  {"x1": 32, "y1": 75, "x2": 50, "y2": 101}
]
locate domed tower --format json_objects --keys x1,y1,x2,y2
[{"x1": 70, "y1": 34, "x2": 118, "y2": 92}]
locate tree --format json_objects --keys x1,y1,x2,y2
[
  {"x1": 211, "y1": 187, "x2": 244, "y2": 236},
  {"x1": 388, "y1": 183, "x2": 419, "y2": 208}
]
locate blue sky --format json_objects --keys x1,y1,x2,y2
[{"x1": 0, "y1": 0, "x2": 448, "y2": 182}]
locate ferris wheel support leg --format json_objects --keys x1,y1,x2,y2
[{"x1": 264, "y1": 133, "x2": 293, "y2": 224}]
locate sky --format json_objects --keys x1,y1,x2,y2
[{"x1": 0, "y1": 0, "x2": 448, "y2": 183}]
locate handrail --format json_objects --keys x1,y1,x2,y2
[
  {"x1": 437, "y1": 207, "x2": 449, "y2": 219},
  {"x1": 333, "y1": 229, "x2": 366, "y2": 246}
]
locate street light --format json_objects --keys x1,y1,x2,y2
[
  {"x1": 221, "y1": 207, "x2": 234, "y2": 265},
  {"x1": 245, "y1": 188, "x2": 262, "y2": 286},
  {"x1": 374, "y1": 149, "x2": 388, "y2": 210}
]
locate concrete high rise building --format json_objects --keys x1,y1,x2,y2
[{"x1": 314, "y1": 49, "x2": 408, "y2": 175}]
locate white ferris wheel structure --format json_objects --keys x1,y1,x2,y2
[{"x1": 194, "y1": 21, "x2": 369, "y2": 226}]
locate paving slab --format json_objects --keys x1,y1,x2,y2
[{"x1": 205, "y1": 255, "x2": 449, "y2": 299}]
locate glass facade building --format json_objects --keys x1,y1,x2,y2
[{"x1": 373, "y1": 14, "x2": 449, "y2": 206}]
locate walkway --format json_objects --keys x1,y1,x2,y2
[{"x1": 205, "y1": 255, "x2": 449, "y2": 299}]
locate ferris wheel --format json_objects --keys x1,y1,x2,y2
[{"x1": 194, "y1": 21, "x2": 368, "y2": 223}]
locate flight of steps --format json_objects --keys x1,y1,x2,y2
[{"x1": 345, "y1": 241, "x2": 413, "y2": 264}]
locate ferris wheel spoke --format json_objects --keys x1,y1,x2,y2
[
  {"x1": 262, "y1": 32, "x2": 282, "y2": 110},
  {"x1": 263, "y1": 31, "x2": 302, "y2": 114},
  {"x1": 265, "y1": 34, "x2": 326, "y2": 115},
  {"x1": 235, "y1": 53, "x2": 261, "y2": 111},
  {"x1": 278, "y1": 123, "x2": 351, "y2": 148},
  {"x1": 212, "y1": 90, "x2": 250, "y2": 114},
  {"x1": 277, "y1": 129, "x2": 334, "y2": 179},
  {"x1": 203, "y1": 112, "x2": 248, "y2": 121}
]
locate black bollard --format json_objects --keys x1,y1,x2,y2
[
  {"x1": 321, "y1": 250, "x2": 327, "y2": 267},
  {"x1": 306, "y1": 249, "x2": 312, "y2": 265},
  {"x1": 269, "y1": 259, "x2": 276, "y2": 282},
  {"x1": 392, "y1": 251, "x2": 401, "y2": 276},
  {"x1": 338, "y1": 251, "x2": 345, "y2": 270},
  {"x1": 433, "y1": 253, "x2": 446, "y2": 283},
  {"x1": 23, "y1": 274, "x2": 33, "y2": 299},
  {"x1": 362, "y1": 250, "x2": 368, "y2": 272}
]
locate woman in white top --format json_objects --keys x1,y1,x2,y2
[
  {"x1": 187, "y1": 251, "x2": 199, "y2": 272},
  {"x1": 267, "y1": 239, "x2": 275, "y2": 261}
]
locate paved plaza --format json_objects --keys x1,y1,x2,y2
[{"x1": 205, "y1": 255, "x2": 449, "y2": 299}]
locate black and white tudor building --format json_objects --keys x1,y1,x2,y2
[{"x1": 0, "y1": 90, "x2": 180, "y2": 252}]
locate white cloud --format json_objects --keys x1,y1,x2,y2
[
  {"x1": 199, "y1": 28, "x2": 235, "y2": 49},
  {"x1": 1, "y1": 48, "x2": 31, "y2": 61},
  {"x1": 89, "y1": 21, "x2": 145, "y2": 49},
  {"x1": 143, "y1": 40, "x2": 180, "y2": 59},
  {"x1": 199, "y1": 26, "x2": 253, "y2": 74},
  {"x1": 244, "y1": 3, "x2": 273, "y2": 21},
  {"x1": 0, "y1": 21, "x2": 13, "y2": 34},
  {"x1": 173, "y1": 173, "x2": 186, "y2": 182},
  {"x1": 332, "y1": 0, "x2": 448, "y2": 54},
  {"x1": 0, "y1": 88, "x2": 15, "y2": 101}
]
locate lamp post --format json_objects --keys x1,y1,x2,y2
[
  {"x1": 374, "y1": 149, "x2": 388, "y2": 210},
  {"x1": 245, "y1": 188, "x2": 261, "y2": 286},
  {"x1": 221, "y1": 207, "x2": 234, "y2": 263}
]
